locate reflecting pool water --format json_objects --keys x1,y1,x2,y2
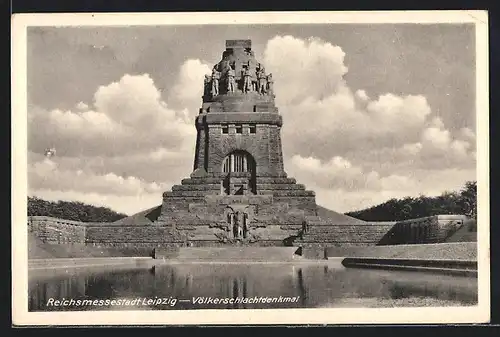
[{"x1": 28, "y1": 262, "x2": 478, "y2": 311}]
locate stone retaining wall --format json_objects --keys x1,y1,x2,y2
[
  {"x1": 297, "y1": 215, "x2": 474, "y2": 248},
  {"x1": 341, "y1": 257, "x2": 477, "y2": 277},
  {"x1": 28, "y1": 216, "x2": 87, "y2": 244},
  {"x1": 85, "y1": 226, "x2": 184, "y2": 245},
  {"x1": 378, "y1": 215, "x2": 471, "y2": 245},
  {"x1": 28, "y1": 213, "x2": 475, "y2": 252},
  {"x1": 326, "y1": 242, "x2": 478, "y2": 260}
]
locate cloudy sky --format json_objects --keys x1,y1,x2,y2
[{"x1": 27, "y1": 23, "x2": 477, "y2": 215}]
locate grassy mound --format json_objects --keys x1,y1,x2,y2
[{"x1": 317, "y1": 205, "x2": 366, "y2": 224}]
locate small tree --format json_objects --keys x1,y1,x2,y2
[{"x1": 460, "y1": 181, "x2": 477, "y2": 219}]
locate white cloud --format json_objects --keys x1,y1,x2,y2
[
  {"x1": 289, "y1": 155, "x2": 364, "y2": 190},
  {"x1": 459, "y1": 127, "x2": 476, "y2": 142},
  {"x1": 313, "y1": 167, "x2": 475, "y2": 214},
  {"x1": 169, "y1": 59, "x2": 211, "y2": 112},
  {"x1": 75, "y1": 101, "x2": 89, "y2": 110},
  {"x1": 418, "y1": 122, "x2": 475, "y2": 166},
  {"x1": 288, "y1": 154, "x2": 475, "y2": 213},
  {"x1": 264, "y1": 35, "x2": 475, "y2": 171},
  {"x1": 94, "y1": 74, "x2": 175, "y2": 127},
  {"x1": 429, "y1": 116, "x2": 445, "y2": 129},
  {"x1": 366, "y1": 94, "x2": 432, "y2": 129},
  {"x1": 287, "y1": 154, "x2": 416, "y2": 193},
  {"x1": 355, "y1": 89, "x2": 369, "y2": 101},
  {"x1": 422, "y1": 126, "x2": 451, "y2": 150},
  {"x1": 263, "y1": 36, "x2": 440, "y2": 160},
  {"x1": 262, "y1": 35, "x2": 476, "y2": 212},
  {"x1": 450, "y1": 139, "x2": 471, "y2": 158},
  {"x1": 28, "y1": 73, "x2": 196, "y2": 157},
  {"x1": 264, "y1": 35, "x2": 348, "y2": 105},
  {"x1": 29, "y1": 158, "x2": 169, "y2": 196},
  {"x1": 401, "y1": 142, "x2": 423, "y2": 156}
]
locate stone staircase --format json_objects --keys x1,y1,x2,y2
[{"x1": 173, "y1": 246, "x2": 300, "y2": 261}]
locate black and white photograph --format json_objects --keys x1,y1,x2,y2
[{"x1": 12, "y1": 11, "x2": 490, "y2": 325}]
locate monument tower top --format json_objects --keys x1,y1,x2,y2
[
  {"x1": 193, "y1": 38, "x2": 283, "y2": 180},
  {"x1": 201, "y1": 39, "x2": 275, "y2": 107},
  {"x1": 225, "y1": 39, "x2": 252, "y2": 50}
]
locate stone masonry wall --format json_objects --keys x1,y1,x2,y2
[
  {"x1": 29, "y1": 216, "x2": 86, "y2": 244},
  {"x1": 193, "y1": 124, "x2": 207, "y2": 171},
  {"x1": 297, "y1": 221, "x2": 395, "y2": 247},
  {"x1": 297, "y1": 215, "x2": 470, "y2": 248},
  {"x1": 206, "y1": 121, "x2": 284, "y2": 176},
  {"x1": 84, "y1": 226, "x2": 186, "y2": 246},
  {"x1": 28, "y1": 214, "x2": 472, "y2": 249},
  {"x1": 378, "y1": 214, "x2": 468, "y2": 245}
]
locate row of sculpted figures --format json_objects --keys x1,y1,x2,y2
[{"x1": 204, "y1": 61, "x2": 274, "y2": 97}]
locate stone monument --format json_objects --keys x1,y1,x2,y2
[
  {"x1": 155, "y1": 39, "x2": 328, "y2": 246},
  {"x1": 28, "y1": 40, "x2": 475, "y2": 253}
]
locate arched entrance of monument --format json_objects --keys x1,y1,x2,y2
[{"x1": 221, "y1": 150, "x2": 256, "y2": 195}]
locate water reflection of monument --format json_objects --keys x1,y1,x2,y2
[
  {"x1": 291, "y1": 266, "x2": 478, "y2": 307},
  {"x1": 154, "y1": 264, "x2": 299, "y2": 308},
  {"x1": 29, "y1": 265, "x2": 478, "y2": 311}
]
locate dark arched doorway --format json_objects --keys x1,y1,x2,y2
[{"x1": 221, "y1": 150, "x2": 256, "y2": 195}]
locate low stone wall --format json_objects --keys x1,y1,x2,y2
[
  {"x1": 378, "y1": 215, "x2": 471, "y2": 245},
  {"x1": 28, "y1": 216, "x2": 87, "y2": 244},
  {"x1": 30, "y1": 239, "x2": 155, "y2": 259},
  {"x1": 28, "y1": 216, "x2": 295, "y2": 251},
  {"x1": 298, "y1": 222, "x2": 395, "y2": 246},
  {"x1": 29, "y1": 257, "x2": 153, "y2": 269},
  {"x1": 326, "y1": 242, "x2": 477, "y2": 260},
  {"x1": 298, "y1": 215, "x2": 474, "y2": 247},
  {"x1": 28, "y1": 214, "x2": 475, "y2": 257},
  {"x1": 85, "y1": 225, "x2": 183, "y2": 245},
  {"x1": 341, "y1": 257, "x2": 477, "y2": 277}
]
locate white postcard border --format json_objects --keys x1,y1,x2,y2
[{"x1": 11, "y1": 10, "x2": 490, "y2": 326}]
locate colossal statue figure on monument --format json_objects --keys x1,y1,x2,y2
[
  {"x1": 211, "y1": 67, "x2": 220, "y2": 96},
  {"x1": 257, "y1": 67, "x2": 267, "y2": 95},
  {"x1": 266, "y1": 73, "x2": 274, "y2": 93},
  {"x1": 204, "y1": 74, "x2": 212, "y2": 97},
  {"x1": 227, "y1": 67, "x2": 236, "y2": 93},
  {"x1": 243, "y1": 67, "x2": 253, "y2": 93}
]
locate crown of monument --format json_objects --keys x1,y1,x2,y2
[{"x1": 202, "y1": 39, "x2": 275, "y2": 112}]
